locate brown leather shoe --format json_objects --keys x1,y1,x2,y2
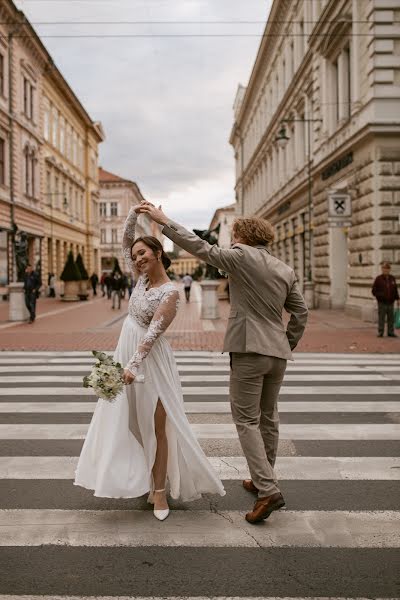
[
  {"x1": 242, "y1": 479, "x2": 258, "y2": 494},
  {"x1": 245, "y1": 492, "x2": 285, "y2": 524}
]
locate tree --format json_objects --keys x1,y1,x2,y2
[
  {"x1": 60, "y1": 251, "x2": 81, "y2": 281},
  {"x1": 112, "y1": 257, "x2": 123, "y2": 275},
  {"x1": 75, "y1": 253, "x2": 89, "y2": 280}
]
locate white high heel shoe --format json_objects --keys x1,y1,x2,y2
[{"x1": 153, "y1": 488, "x2": 170, "y2": 521}]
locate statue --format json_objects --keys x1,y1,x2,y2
[
  {"x1": 13, "y1": 227, "x2": 29, "y2": 282},
  {"x1": 192, "y1": 223, "x2": 221, "y2": 279}
]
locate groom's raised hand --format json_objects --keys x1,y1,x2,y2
[{"x1": 138, "y1": 201, "x2": 168, "y2": 226}]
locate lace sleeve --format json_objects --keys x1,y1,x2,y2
[
  {"x1": 126, "y1": 288, "x2": 180, "y2": 377},
  {"x1": 122, "y1": 208, "x2": 138, "y2": 272}
]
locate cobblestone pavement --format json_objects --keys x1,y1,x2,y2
[{"x1": 0, "y1": 283, "x2": 399, "y2": 353}]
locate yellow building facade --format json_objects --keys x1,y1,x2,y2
[{"x1": 0, "y1": 0, "x2": 104, "y2": 298}]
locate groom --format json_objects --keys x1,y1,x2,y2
[{"x1": 139, "y1": 201, "x2": 308, "y2": 523}]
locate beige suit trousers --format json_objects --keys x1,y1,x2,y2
[{"x1": 230, "y1": 352, "x2": 287, "y2": 497}]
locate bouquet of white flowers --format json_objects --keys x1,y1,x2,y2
[
  {"x1": 83, "y1": 350, "x2": 144, "y2": 403},
  {"x1": 83, "y1": 351, "x2": 125, "y2": 402}
]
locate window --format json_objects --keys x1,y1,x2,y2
[
  {"x1": 52, "y1": 107, "x2": 58, "y2": 147},
  {"x1": 43, "y1": 101, "x2": 50, "y2": 141},
  {"x1": 0, "y1": 138, "x2": 5, "y2": 185},
  {"x1": 46, "y1": 170, "x2": 52, "y2": 198},
  {"x1": 72, "y1": 131, "x2": 78, "y2": 165},
  {"x1": 110, "y1": 202, "x2": 118, "y2": 217},
  {"x1": 111, "y1": 229, "x2": 118, "y2": 243},
  {"x1": 54, "y1": 176, "x2": 59, "y2": 208},
  {"x1": 23, "y1": 78, "x2": 34, "y2": 120},
  {"x1": 99, "y1": 202, "x2": 107, "y2": 217},
  {"x1": 24, "y1": 147, "x2": 36, "y2": 197},
  {"x1": 0, "y1": 54, "x2": 4, "y2": 96},
  {"x1": 24, "y1": 150, "x2": 30, "y2": 195},
  {"x1": 66, "y1": 124, "x2": 72, "y2": 160},
  {"x1": 100, "y1": 229, "x2": 106, "y2": 244},
  {"x1": 59, "y1": 117, "x2": 65, "y2": 154}
]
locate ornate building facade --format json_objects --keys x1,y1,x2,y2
[
  {"x1": 98, "y1": 168, "x2": 153, "y2": 273},
  {"x1": 0, "y1": 0, "x2": 104, "y2": 297},
  {"x1": 230, "y1": 0, "x2": 400, "y2": 320}
]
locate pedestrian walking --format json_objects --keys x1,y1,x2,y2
[
  {"x1": 49, "y1": 273, "x2": 56, "y2": 298},
  {"x1": 23, "y1": 264, "x2": 41, "y2": 323},
  {"x1": 127, "y1": 273, "x2": 135, "y2": 297},
  {"x1": 182, "y1": 273, "x2": 193, "y2": 302},
  {"x1": 111, "y1": 272, "x2": 122, "y2": 309},
  {"x1": 139, "y1": 200, "x2": 308, "y2": 524},
  {"x1": 100, "y1": 272, "x2": 106, "y2": 297},
  {"x1": 372, "y1": 262, "x2": 399, "y2": 337},
  {"x1": 90, "y1": 272, "x2": 99, "y2": 296},
  {"x1": 105, "y1": 273, "x2": 112, "y2": 299},
  {"x1": 120, "y1": 274, "x2": 128, "y2": 299}
]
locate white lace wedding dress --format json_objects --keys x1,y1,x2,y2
[{"x1": 74, "y1": 209, "x2": 225, "y2": 501}]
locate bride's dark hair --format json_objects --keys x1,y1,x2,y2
[{"x1": 132, "y1": 236, "x2": 171, "y2": 270}]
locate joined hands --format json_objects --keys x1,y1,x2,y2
[{"x1": 135, "y1": 201, "x2": 168, "y2": 226}]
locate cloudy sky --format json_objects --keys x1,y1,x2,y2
[{"x1": 16, "y1": 0, "x2": 272, "y2": 230}]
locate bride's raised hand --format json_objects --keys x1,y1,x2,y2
[{"x1": 138, "y1": 201, "x2": 168, "y2": 226}]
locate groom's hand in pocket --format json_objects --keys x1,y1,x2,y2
[{"x1": 123, "y1": 369, "x2": 135, "y2": 385}]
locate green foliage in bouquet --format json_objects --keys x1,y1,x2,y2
[
  {"x1": 75, "y1": 252, "x2": 89, "y2": 280},
  {"x1": 60, "y1": 251, "x2": 82, "y2": 282}
]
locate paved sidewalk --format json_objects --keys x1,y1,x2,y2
[{"x1": 0, "y1": 283, "x2": 399, "y2": 353}]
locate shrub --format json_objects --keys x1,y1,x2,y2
[
  {"x1": 75, "y1": 253, "x2": 89, "y2": 280},
  {"x1": 60, "y1": 251, "x2": 81, "y2": 282}
]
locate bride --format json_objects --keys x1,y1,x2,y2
[{"x1": 74, "y1": 205, "x2": 225, "y2": 520}]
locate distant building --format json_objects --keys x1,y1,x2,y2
[
  {"x1": 170, "y1": 249, "x2": 202, "y2": 277},
  {"x1": 98, "y1": 168, "x2": 153, "y2": 272},
  {"x1": 230, "y1": 0, "x2": 400, "y2": 320},
  {"x1": 208, "y1": 204, "x2": 236, "y2": 249}
]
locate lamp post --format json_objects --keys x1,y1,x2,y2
[{"x1": 275, "y1": 117, "x2": 322, "y2": 308}]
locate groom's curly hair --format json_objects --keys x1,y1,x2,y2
[{"x1": 232, "y1": 217, "x2": 275, "y2": 246}]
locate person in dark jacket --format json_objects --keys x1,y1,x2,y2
[
  {"x1": 372, "y1": 262, "x2": 399, "y2": 337},
  {"x1": 104, "y1": 273, "x2": 112, "y2": 299},
  {"x1": 23, "y1": 264, "x2": 41, "y2": 323},
  {"x1": 90, "y1": 272, "x2": 99, "y2": 296},
  {"x1": 111, "y1": 272, "x2": 123, "y2": 309}
]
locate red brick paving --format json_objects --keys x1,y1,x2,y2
[{"x1": 0, "y1": 283, "x2": 399, "y2": 353}]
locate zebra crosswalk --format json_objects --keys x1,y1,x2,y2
[{"x1": 0, "y1": 351, "x2": 399, "y2": 598}]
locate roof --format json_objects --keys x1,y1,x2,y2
[{"x1": 98, "y1": 167, "x2": 134, "y2": 185}]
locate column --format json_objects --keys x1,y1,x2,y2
[
  {"x1": 294, "y1": 20, "x2": 303, "y2": 70},
  {"x1": 320, "y1": 57, "x2": 328, "y2": 135},
  {"x1": 337, "y1": 49, "x2": 349, "y2": 122},
  {"x1": 351, "y1": 0, "x2": 361, "y2": 110},
  {"x1": 294, "y1": 112, "x2": 302, "y2": 169}
]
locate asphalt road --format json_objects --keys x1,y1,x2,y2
[{"x1": 0, "y1": 350, "x2": 399, "y2": 599}]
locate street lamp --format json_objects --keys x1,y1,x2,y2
[{"x1": 275, "y1": 117, "x2": 322, "y2": 308}]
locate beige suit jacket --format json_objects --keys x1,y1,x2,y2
[{"x1": 163, "y1": 220, "x2": 308, "y2": 360}]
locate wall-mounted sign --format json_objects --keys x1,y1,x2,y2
[
  {"x1": 328, "y1": 192, "x2": 352, "y2": 219},
  {"x1": 321, "y1": 152, "x2": 353, "y2": 181}
]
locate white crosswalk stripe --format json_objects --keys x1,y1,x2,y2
[{"x1": 0, "y1": 351, "x2": 399, "y2": 598}]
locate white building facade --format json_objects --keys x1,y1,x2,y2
[
  {"x1": 98, "y1": 168, "x2": 153, "y2": 273},
  {"x1": 209, "y1": 204, "x2": 236, "y2": 249},
  {"x1": 230, "y1": 0, "x2": 400, "y2": 320}
]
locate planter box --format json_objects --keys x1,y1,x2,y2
[
  {"x1": 62, "y1": 280, "x2": 80, "y2": 302},
  {"x1": 79, "y1": 279, "x2": 89, "y2": 301}
]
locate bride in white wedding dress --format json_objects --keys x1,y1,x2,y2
[{"x1": 74, "y1": 205, "x2": 225, "y2": 520}]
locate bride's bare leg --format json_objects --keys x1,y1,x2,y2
[{"x1": 152, "y1": 399, "x2": 169, "y2": 510}]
